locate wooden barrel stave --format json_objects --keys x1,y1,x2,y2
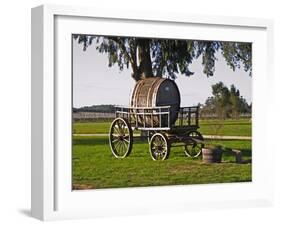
[{"x1": 130, "y1": 77, "x2": 180, "y2": 127}]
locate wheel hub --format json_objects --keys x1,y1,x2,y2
[{"x1": 157, "y1": 146, "x2": 163, "y2": 151}]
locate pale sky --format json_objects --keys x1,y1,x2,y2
[{"x1": 73, "y1": 38, "x2": 252, "y2": 108}]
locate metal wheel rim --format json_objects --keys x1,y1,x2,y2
[
  {"x1": 109, "y1": 118, "x2": 132, "y2": 158},
  {"x1": 149, "y1": 133, "x2": 169, "y2": 161},
  {"x1": 184, "y1": 131, "x2": 204, "y2": 158},
  {"x1": 184, "y1": 142, "x2": 203, "y2": 157}
]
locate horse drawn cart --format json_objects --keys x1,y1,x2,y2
[{"x1": 108, "y1": 77, "x2": 204, "y2": 160}]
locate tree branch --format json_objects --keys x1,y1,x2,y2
[
  {"x1": 109, "y1": 37, "x2": 133, "y2": 66},
  {"x1": 109, "y1": 37, "x2": 140, "y2": 80}
]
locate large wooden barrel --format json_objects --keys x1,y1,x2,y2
[{"x1": 130, "y1": 77, "x2": 181, "y2": 126}]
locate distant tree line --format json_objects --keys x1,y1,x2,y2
[
  {"x1": 73, "y1": 104, "x2": 115, "y2": 113},
  {"x1": 73, "y1": 83, "x2": 251, "y2": 120},
  {"x1": 200, "y1": 82, "x2": 251, "y2": 119}
]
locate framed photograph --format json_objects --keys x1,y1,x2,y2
[{"x1": 31, "y1": 4, "x2": 274, "y2": 221}]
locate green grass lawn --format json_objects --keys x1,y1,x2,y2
[
  {"x1": 72, "y1": 118, "x2": 252, "y2": 189},
  {"x1": 198, "y1": 119, "x2": 251, "y2": 136},
  {"x1": 73, "y1": 118, "x2": 252, "y2": 136},
  {"x1": 72, "y1": 136, "x2": 252, "y2": 189},
  {"x1": 73, "y1": 121, "x2": 111, "y2": 134}
]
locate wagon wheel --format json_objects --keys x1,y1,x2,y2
[
  {"x1": 149, "y1": 133, "x2": 170, "y2": 161},
  {"x1": 184, "y1": 131, "x2": 204, "y2": 158},
  {"x1": 109, "y1": 118, "x2": 133, "y2": 158}
]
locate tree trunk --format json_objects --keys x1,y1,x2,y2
[
  {"x1": 134, "y1": 39, "x2": 154, "y2": 139},
  {"x1": 131, "y1": 39, "x2": 153, "y2": 81}
]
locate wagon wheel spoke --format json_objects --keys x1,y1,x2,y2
[
  {"x1": 191, "y1": 145, "x2": 199, "y2": 156},
  {"x1": 123, "y1": 138, "x2": 130, "y2": 143},
  {"x1": 123, "y1": 141, "x2": 128, "y2": 149},
  {"x1": 115, "y1": 142, "x2": 121, "y2": 153},
  {"x1": 149, "y1": 133, "x2": 169, "y2": 161},
  {"x1": 112, "y1": 138, "x2": 119, "y2": 143},
  {"x1": 160, "y1": 139, "x2": 166, "y2": 148},
  {"x1": 121, "y1": 141, "x2": 127, "y2": 155},
  {"x1": 152, "y1": 140, "x2": 158, "y2": 147},
  {"x1": 115, "y1": 127, "x2": 121, "y2": 135},
  {"x1": 114, "y1": 124, "x2": 121, "y2": 135},
  {"x1": 185, "y1": 142, "x2": 202, "y2": 158},
  {"x1": 119, "y1": 142, "x2": 125, "y2": 155},
  {"x1": 119, "y1": 124, "x2": 124, "y2": 135},
  {"x1": 109, "y1": 118, "x2": 133, "y2": 158},
  {"x1": 184, "y1": 131, "x2": 204, "y2": 158},
  {"x1": 156, "y1": 153, "x2": 161, "y2": 160},
  {"x1": 158, "y1": 152, "x2": 165, "y2": 159}
]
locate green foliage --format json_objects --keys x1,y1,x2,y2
[
  {"x1": 201, "y1": 82, "x2": 251, "y2": 119},
  {"x1": 73, "y1": 35, "x2": 252, "y2": 81},
  {"x1": 221, "y1": 42, "x2": 252, "y2": 76},
  {"x1": 195, "y1": 41, "x2": 221, "y2": 76},
  {"x1": 73, "y1": 104, "x2": 115, "y2": 113},
  {"x1": 212, "y1": 82, "x2": 231, "y2": 118},
  {"x1": 150, "y1": 39, "x2": 195, "y2": 78}
]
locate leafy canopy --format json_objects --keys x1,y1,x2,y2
[
  {"x1": 73, "y1": 35, "x2": 252, "y2": 81},
  {"x1": 201, "y1": 82, "x2": 251, "y2": 119}
]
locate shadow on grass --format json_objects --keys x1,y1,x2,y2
[
  {"x1": 73, "y1": 137, "x2": 252, "y2": 163},
  {"x1": 73, "y1": 136, "x2": 108, "y2": 145},
  {"x1": 223, "y1": 148, "x2": 252, "y2": 158},
  {"x1": 221, "y1": 147, "x2": 252, "y2": 164},
  {"x1": 73, "y1": 136, "x2": 149, "y2": 146}
]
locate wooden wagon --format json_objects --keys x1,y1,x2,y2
[{"x1": 109, "y1": 77, "x2": 204, "y2": 160}]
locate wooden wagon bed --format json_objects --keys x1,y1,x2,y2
[{"x1": 109, "y1": 105, "x2": 204, "y2": 160}]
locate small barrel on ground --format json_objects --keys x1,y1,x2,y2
[{"x1": 202, "y1": 148, "x2": 222, "y2": 163}]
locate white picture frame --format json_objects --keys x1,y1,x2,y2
[{"x1": 31, "y1": 4, "x2": 274, "y2": 221}]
